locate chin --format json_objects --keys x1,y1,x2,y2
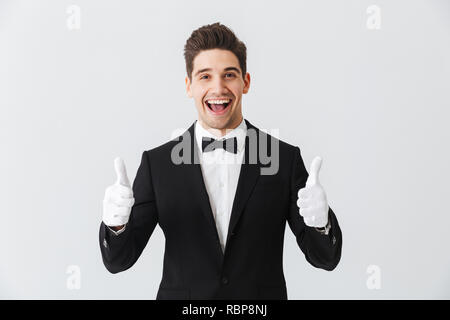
[{"x1": 203, "y1": 117, "x2": 230, "y2": 130}]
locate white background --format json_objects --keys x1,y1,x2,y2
[{"x1": 1, "y1": 0, "x2": 449, "y2": 299}]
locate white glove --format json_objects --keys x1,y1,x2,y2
[
  {"x1": 102, "y1": 157, "x2": 135, "y2": 227},
  {"x1": 297, "y1": 156, "x2": 329, "y2": 228}
]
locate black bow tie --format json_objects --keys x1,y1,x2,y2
[{"x1": 202, "y1": 136, "x2": 238, "y2": 154}]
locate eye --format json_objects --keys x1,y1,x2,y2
[
  {"x1": 200, "y1": 74, "x2": 209, "y2": 80},
  {"x1": 225, "y1": 73, "x2": 236, "y2": 78}
]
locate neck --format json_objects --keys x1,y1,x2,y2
[{"x1": 199, "y1": 116, "x2": 243, "y2": 138}]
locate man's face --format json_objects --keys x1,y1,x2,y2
[{"x1": 186, "y1": 49, "x2": 250, "y2": 132}]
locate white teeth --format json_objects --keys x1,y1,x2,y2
[{"x1": 206, "y1": 99, "x2": 230, "y2": 104}]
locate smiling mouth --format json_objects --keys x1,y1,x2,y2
[{"x1": 204, "y1": 99, "x2": 232, "y2": 115}]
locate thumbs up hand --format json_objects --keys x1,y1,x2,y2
[
  {"x1": 297, "y1": 156, "x2": 329, "y2": 228},
  {"x1": 102, "y1": 157, "x2": 135, "y2": 227}
]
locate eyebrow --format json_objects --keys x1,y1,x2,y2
[{"x1": 194, "y1": 67, "x2": 241, "y2": 77}]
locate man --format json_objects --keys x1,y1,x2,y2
[{"x1": 100, "y1": 22, "x2": 342, "y2": 300}]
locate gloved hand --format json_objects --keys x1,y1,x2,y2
[
  {"x1": 102, "y1": 157, "x2": 135, "y2": 227},
  {"x1": 297, "y1": 156, "x2": 329, "y2": 228}
]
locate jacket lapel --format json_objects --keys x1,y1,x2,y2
[
  {"x1": 225, "y1": 120, "x2": 262, "y2": 252},
  {"x1": 182, "y1": 122, "x2": 225, "y2": 260}
]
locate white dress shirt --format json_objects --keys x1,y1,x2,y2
[{"x1": 195, "y1": 118, "x2": 247, "y2": 253}]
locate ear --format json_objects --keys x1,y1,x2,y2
[
  {"x1": 243, "y1": 72, "x2": 251, "y2": 94},
  {"x1": 185, "y1": 76, "x2": 193, "y2": 98}
]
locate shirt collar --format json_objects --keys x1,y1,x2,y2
[{"x1": 195, "y1": 118, "x2": 247, "y2": 154}]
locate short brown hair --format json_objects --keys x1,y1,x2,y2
[{"x1": 184, "y1": 22, "x2": 247, "y2": 81}]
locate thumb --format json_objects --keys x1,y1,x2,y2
[
  {"x1": 306, "y1": 156, "x2": 322, "y2": 186},
  {"x1": 114, "y1": 157, "x2": 131, "y2": 187}
]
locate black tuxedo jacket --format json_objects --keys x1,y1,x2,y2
[{"x1": 99, "y1": 119, "x2": 342, "y2": 300}]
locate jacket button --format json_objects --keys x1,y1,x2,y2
[{"x1": 221, "y1": 277, "x2": 229, "y2": 285}]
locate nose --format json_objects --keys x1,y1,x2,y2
[{"x1": 209, "y1": 76, "x2": 229, "y2": 96}]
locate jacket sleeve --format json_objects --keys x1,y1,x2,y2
[
  {"x1": 286, "y1": 147, "x2": 342, "y2": 271},
  {"x1": 99, "y1": 151, "x2": 159, "y2": 274}
]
